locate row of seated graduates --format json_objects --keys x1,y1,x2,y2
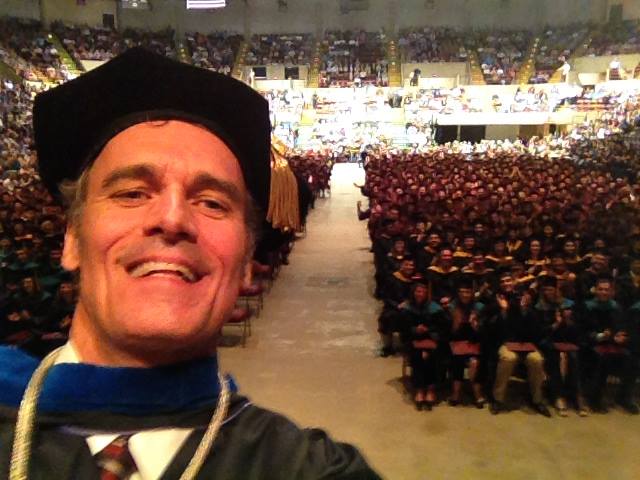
[
  {"x1": 0, "y1": 183, "x2": 76, "y2": 357},
  {"x1": 0, "y1": 73, "x2": 73, "y2": 357},
  {"x1": 360, "y1": 129, "x2": 640, "y2": 416},
  {"x1": 373, "y1": 230, "x2": 640, "y2": 417}
]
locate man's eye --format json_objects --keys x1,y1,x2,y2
[
  {"x1": 198, "y1": 198, "x2": 228, "y2": 212},
  {"x1": 112, "y1": 190, "x2": 149, "y2": 201}
]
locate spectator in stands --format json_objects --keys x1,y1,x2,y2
[
  {"x1": 52, "y1": 22, "x2": 176, "y2": 64},
  {"x1": 320, "y1": 30, "x2": 387, "y2": 87},
  {"x1": 187, "y1": 31, "x2": 242, "y2": 74}
]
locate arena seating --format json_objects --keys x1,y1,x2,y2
[
  {"x1": 585, "y1": 20, "x2": 640, "y2": 57},
  {"x1": 398, "y1": 27, "x2": 469, "y2": 63},
  {"x1": 467, "y1": 29, "x2": 531, "y2": 85},
  {"x1": 246, "y1": 33, "x2": 313, "y2": 66},
  {"x1": 51, "y1": 22, "x2": 176, "y2": 64},
  {"x1": 0, "y1": 18, "x2": 64, "y2": 82},
  {"x1": 531, "y1": 25, "x2": 589, "y2": 84},
  {"x1": 319, "y1": 30, "x2": 388, "y2": 87},
  {"x1": 186, "y1": 31, "x2": 243, "y2": 74}
]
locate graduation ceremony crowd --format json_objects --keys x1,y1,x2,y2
[
  {"x1": 360, "y1": 113, "x2": 640, "y2": 417},
  {"x1": 3, "y1": 12, "x2": 640, "y2": 421},
  {"x1": 0, "y1": 79, "x2": 73, "y2": 357}
]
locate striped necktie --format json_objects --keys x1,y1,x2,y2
[{"x1": 94, "y1": 435, "x2": 138, "y2": 480}]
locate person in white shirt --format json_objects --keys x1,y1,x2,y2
[
  {"x1": 560, "y1": 61, "x2": 571, "y2": 83},
  {"x1": 610, "y1": 57, "x2": 621, "y2": 71}
]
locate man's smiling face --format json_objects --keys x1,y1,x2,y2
[{"x1": 63, "y1": 120, "x2": 252, "y2": 366}]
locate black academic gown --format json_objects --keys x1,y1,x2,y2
[{"x1": 0, "y1": 348, "x2": 381, "y2": 480}]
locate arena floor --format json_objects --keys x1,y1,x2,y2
[{"x1": 218, "y1": 163, "x2": 640, "y2": 480}]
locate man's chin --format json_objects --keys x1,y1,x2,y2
[
  {"x1": 110, "y1": 325, "x2": 220, "y2": 364},
  {"x1": 111, "y1": 304, "x2": 220, "y2": 338}
]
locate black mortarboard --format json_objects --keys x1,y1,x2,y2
[
  {"x1": 594, "y1": 275, "x2": 614, "y2": 285},
  {"x1": 456, "y1": 277, "x2": 474, "y2": 290},
  {"x1": 33, "y1": 47, "x2": 271, "y2": 212},
  {"x1": 538, "y1": 275, "x2": 558, "y2": 288}
]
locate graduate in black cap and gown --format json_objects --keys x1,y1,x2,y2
[{"x1": 0, "y1": 48, "x2": 381, "y2": 479}]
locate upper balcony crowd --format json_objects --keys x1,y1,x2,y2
[{"x1": 2, "y1": 17, "x2": 640, "y2": 89}]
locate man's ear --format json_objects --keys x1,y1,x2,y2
[
  {"x1": 241, "y1": 260, "x2": 253, "y2": 290},
  {"x1": 61, "y1": 225, "x2": 81, "y2": 271}
]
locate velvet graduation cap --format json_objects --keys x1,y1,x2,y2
[{"x1": 33, "y1": 47, "x2": 272, "y2": 213}]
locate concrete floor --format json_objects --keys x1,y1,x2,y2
[{"x1": 218, "y1": 164, "x2": 640, "y2": 480}]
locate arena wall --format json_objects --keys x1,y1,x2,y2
[
  {"x1": 395, "y1": 0, "x2": 606, "y2": 30},
  {"x1": 120, "y1": 0, "x2": 246, "y2": 34},
  {"x1": 245, "y1": 64, "x2": 310, "y2": 81},
  {"x1": 110, "y1": 0, "x2": 612, "y2": 34},
  {"x1": 0, "y1": 0, "x2": 40, "y2": 21},
  {"x1": 0, "y1": 0, "x2": 617, "y2": 33},
  {"x1": 485, "y1": 125, "x2": 519, "y2": 141},
  {"x1": 402, "y1": 63, "x2": 469, "y2": 87},
  {"x1": 622, "y1": 0, "x2": 640, "y2": 20},
  {"x1": 42, "y1": 0, "x2": 118, "y2": 28},
  {"x1": 573, "y1": 54, "x2": 640, "y2": 75},
  {"x1": 0, "y1": 1, "x2": 633, "y2": 38}
]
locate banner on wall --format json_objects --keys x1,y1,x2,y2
[{"x1": 186, "y1": 1, "x2": 227, "y2": 8}]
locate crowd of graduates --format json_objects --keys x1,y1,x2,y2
[
  {"x1": 4, "y1": 13, "x2": 640, "y2": 420},
  {"x1": 288, "y1": 154, "x2": 333, "y2": 206},
  {"x1": 0, "y1": 80, "x2": 73, "y2": 357},
  {"x1": 360, "y1": 126, "x2": 640, "y2": 417}
]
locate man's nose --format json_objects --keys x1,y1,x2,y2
[{"x1": 143, "y1": 188, "x2": 197, "y2": 243}]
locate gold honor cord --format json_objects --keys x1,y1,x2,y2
[
  {"x1": 10, "y1": 347, "x2": 230, "y2": 480},
  {"x1": 10, "y1": 347, "x2": 62, "y2": 480}
]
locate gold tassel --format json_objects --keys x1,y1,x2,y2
[{"x1": 267, "y1": 136, "x2": 301, "y2": 232}]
